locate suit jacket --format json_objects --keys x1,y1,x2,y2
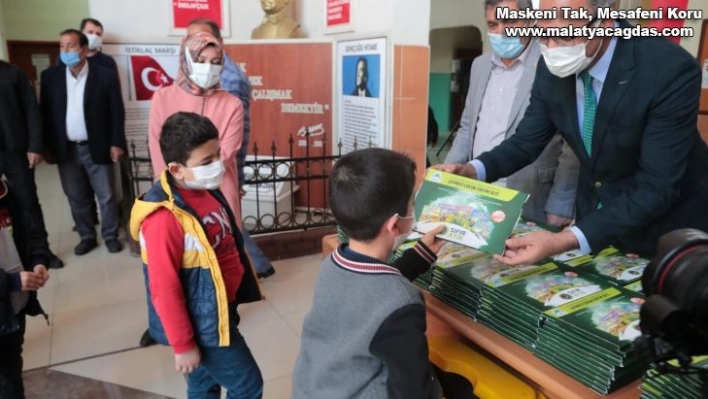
[
  {"x1": 40, "y1": 64, "x2": 126, "y2": 165},
  {"x1": 445, "y1": 41, "x2": 580, "y2": 222},
  {"x1": 0, "y1": 61, "x2": 44, "y2": 154},
  {"x1": 476, "y1": 20, "x2": 708, "y2": 255}
]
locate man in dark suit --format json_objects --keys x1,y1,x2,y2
[
  {"x1": 436, "y1": 0, "x2": 708, "y2": 265},
  {"x1": 351, "y1": 57, "x2": 372, "y2": 97},
  {"x1": 41, "y1": 29, "x2": 126, "y2": 256},
  {"x1": 0, "y1": 61, "x2": 64, "y2": 269}
]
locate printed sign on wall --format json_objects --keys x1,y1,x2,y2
[
  {"x1": 325, "y1": 0, "x2": 354, "y2": 34},
  {"x1": 169, "y1": 0, "x2": 230, "y2": 37}
]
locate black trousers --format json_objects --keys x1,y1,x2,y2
[
  {"x1": 0, "y1": 152, "x2": 50, "y2": 251},
  {"x1": 0, "y1": 312, "x2": 26, "y2": 399}
]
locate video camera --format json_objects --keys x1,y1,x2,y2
[{"x1": 635, "y1": 228, "x2": 708, "y2": 381}]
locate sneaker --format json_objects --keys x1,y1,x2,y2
[
  {"x1": 139, "y1": 329, "x2": 157, "y2": 347},
  {"x1": 257, "y1": 267, "x2": 276, "y2": 279},
  {"x1": 106, "y1": 239, "x2": 123, "y2": 254},
  {"x1": 74, "y1": 239, "x2": 98, "y2": 256}
]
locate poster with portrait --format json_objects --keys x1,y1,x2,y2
[
  {"x1": 336, "y1": 37, "x2": 388, "y2": 154},
  {"x1": 103, "y1": 44, "x2": 181, "y2": 192}
]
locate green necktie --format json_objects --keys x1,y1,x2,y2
[
  {"x1": 580, "y1": 71, "x2": 603, "y2": 210},
  {"x1": 580, "y1": 71, "x2": 596, "y2": 156}
]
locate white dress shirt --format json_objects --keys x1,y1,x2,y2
[{"x1": 65, "y1": 62, "x2": 89, "y2": 142}]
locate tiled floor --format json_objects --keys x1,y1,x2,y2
[{"x1": 21, "y1": 164, "x2": 322, "y2": 399}]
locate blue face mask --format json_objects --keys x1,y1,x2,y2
[
  {"x1": 60, "y1": 51, "x2": 81, "y2": 68},
  {"x1": 488, "y1": 33, "x2": 526, "y2": 59}
]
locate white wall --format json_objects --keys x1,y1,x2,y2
[
  {"x1": 392, "y1": 0, "x2": 430, "y2": 45},
  {"x1": 88, "y1": 0, "x2": 427, "y2": 45}
]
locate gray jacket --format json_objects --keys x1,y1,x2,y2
[
  {"x1": 292, "y1": 243, "x2": 442, "y2": 399},
  {"x1": 444, "y1": 41, "x2": 579, "y2": 221}
]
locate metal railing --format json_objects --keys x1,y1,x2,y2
[{"x1": 127, "y1": 131, "x2": 373, "y2": 235}]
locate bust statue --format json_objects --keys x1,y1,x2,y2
[{"x1": 252, "y1": 0, "x2": 306, "y2": 39}]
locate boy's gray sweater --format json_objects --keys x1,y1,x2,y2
[{"x1": 292, "y1": 243, "x2": 443, "y2": 399}]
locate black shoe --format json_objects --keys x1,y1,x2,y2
[
  {"x1": 106, "y1": 239, "x2": 123, "y2": 253},
  {"x1": 47, "y1": 252, "x2": 65, "y2": 269},
  {"x1": 74, "y1": 239, "x2": 98, "y2": 256},
  {"x1": 140, "y1": 329, "x2": 157, "y2": 347},
  {"x1": 257, "y1": 268, "x2": 276, "y2": 279}
]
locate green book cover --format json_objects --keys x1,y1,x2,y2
[
  {"x1": 544, "y1": 289, "x2": 645, "y2": 349},
  {"x1": 434, "y1": 242, "x2": 488, "y2": 268},
  {"x1": 562, "y1": 247, "x2": 649, "y2": 285},
  {"x1": 414, "y1": 169, "x2": 529, "y2": 255},
  {"x1": 498, "y1": 268, "x2": 613, "y2": 310}
]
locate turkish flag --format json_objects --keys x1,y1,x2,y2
[{"x1": 130, "y1": 56, "x2": 175, "y2": 101}]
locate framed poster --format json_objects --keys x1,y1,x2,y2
[
  {"x1": 169, "y1": 0, "x2": 231, "y2": 38},
  {"x1": 103, "y1": 43, "x2": 180, "y2": 194},
  {"x1": 336, "y1": 37, "x2": 388, "y2": 153},
  {"x1": 699, "y1": 19, "x2": 708, "y2": 114},
  {"x1": 325, "y1": 0, "x2": 354, "y2": 34}
]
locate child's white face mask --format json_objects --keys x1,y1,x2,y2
[{"x1": 183, "y1": 160, "x2": 225, "y2": 190}]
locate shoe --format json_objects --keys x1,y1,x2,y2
[
  {"x1": 257, "y1": 268, "x2": 276, "y2": 279},
  {"x1": 74, "y1": 239, "x2": 98, "y2": 256},
  {"x1": 106, "y1": 239, "x2": 123, "y2": 253},
  {"x1": 140, "y1": 329, "x2": 157, "y2": 347},
  {"x1": 47, "y1": 252, "x2": 65, "y2": 269}
]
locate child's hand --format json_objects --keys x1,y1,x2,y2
[
  {"x1": 19, "y1": 272, "x2": 43, "y2": 291},
  {"x1": 420, "y1": 225, "x2": 446, "y2": 254},
  {"x1": 175, "y1": 347, "x2": 201, "y2": 374},
  {"x1": 33, "y1": 265, "x2": 49, "y2": 287}
]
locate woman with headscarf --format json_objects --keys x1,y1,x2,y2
[{"x1": 148, "y1": 31, "x2": 244, "y2": 225}]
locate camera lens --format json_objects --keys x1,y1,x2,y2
[{"x1": 642, "y1": 229, "x2": 708, "y2": 332}]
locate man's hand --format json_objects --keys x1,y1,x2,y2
[
  {"x1": 420, "y1": 225, "x2": 446, "y2": 254},
  {"x1": 110, "y1": 146, "x2": 125, "y2": 163},
  {"x1": 432, "y1": 163, "x2": 477, "y2": 179},
  {"x1": 19, "y1": 271, "x2": 44, "y2": 291},
  {"x1": 175, "y1": 347, "x2": 201, "y2": 374},
  {"x1": 546, "y1": 213, "x2": 573, "y2": 228},
  {"x1": 493, "y1": 230, "x2": 579, "y2": 266},
  {"x1": 27, "y1": 152, "x2": 44, "y2": 169},
  {"x1": 33, "y1": 265, "x2": 50, "y2": 287},
  {"x1": 239, "y1": 188, "x2": 247, "y2": 199}
]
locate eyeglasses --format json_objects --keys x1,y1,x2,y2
[{"x1": 538, "y1": 17, "x2": 598, "y2": 47}]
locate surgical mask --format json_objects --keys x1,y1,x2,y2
[
  {"x1": 183, "y1": 160, "x2": 225, "y2": 190},
  {"x1": 86, "y1": 34, "x2": 102, "y2": 51},
  {"x1": 60, "y1": 51, "x2": 81, "y2": 68},
  {"x1": 539, "y1": 22, "x2": 604, "y2": 78},
  {"x1": 185, "y1": 52, "x2": 223, "y2": 89},
  {"x1": 393, "y1": 213, "x2": 416, "y2": 250},
  {"x1": 488, "y1": 33, "x2": 526, "y2": 59}
]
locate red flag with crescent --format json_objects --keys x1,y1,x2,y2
[{"x1": 130, "y1": 56, "x2": 175, "y2": 101}]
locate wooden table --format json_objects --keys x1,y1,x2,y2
[{"x1": 423, "y1": 291, "x2": 642, "y2": 399}]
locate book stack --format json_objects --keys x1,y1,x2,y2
[
  {"x1": 425, "y1": 242, "x2": 490, "y2": 320},
  {"x1": 480, "y1": 264, "x2": 613, "y2": 352},
  {"x1": 536, "y1": 287, "x2": 648, "y2": 395},
  {"x1": 641, "y1": 357, "x2": 708, "y2": 398},
  {"x1": 556, "y1": 247, "x2": 649, "y2": 287}
]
